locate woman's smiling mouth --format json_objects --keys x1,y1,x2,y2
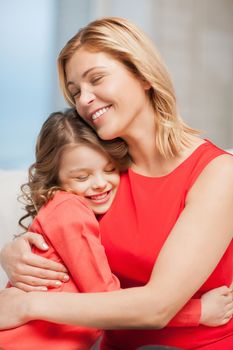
[{"x1": 91, "y1": 106, "x2": 111, "y2": 121}]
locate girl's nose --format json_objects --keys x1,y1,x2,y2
[{"x1": 92, "y1": 175, "x2": 108, "y2": 190}]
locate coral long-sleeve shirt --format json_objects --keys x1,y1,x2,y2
[{"x1": 0, "y1": 192, "x2": 119, "y2": 350}]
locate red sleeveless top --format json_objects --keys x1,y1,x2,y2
[{"x1": 99, "y1": 141, "x2": 233, "y2": 350}]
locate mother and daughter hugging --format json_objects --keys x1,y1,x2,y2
[{"x1": 0, "y1": 17, "x2": 233, "y2": 350}]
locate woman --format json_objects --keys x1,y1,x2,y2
[{"x1": 0, "y1": 17, "x2": 233, "y2": 349}]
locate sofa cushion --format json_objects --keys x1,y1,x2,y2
[{"x1": 0, "y1": 169, "x2": 27, "y2": 287}]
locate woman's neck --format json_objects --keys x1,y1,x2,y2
[
  {"x1": 127, "y1": 135, "x2": 162, "y2": 176},
  {"x1": 121, "y1": 102, "x2": 161, "y2": 175},
  {"x1": 120, "y1": 100, "x2": 205, "y2": 177},
  {"x1": 127, "y1": 134, "x2": 205, "y2": 177}
]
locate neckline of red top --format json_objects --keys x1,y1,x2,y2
[{"x1": 128, "y1": 139, "x2": 210, "y2": 180}]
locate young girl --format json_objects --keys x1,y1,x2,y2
[
  {"x1": 0, "y1": 108, "x2": 127, "y2": 350},
  {"x1": 0, "y1": 108, "x2": 231, "y2": 350}
]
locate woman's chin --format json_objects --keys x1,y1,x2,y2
[{"x1": 96, "y1": 128, "x2": 120, "y2": 141}]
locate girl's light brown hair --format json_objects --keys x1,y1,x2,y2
[
  {"x1": 58, "y1": 16, "x2": 199, "y2": 158},
  {"x1": 19, "y1": 108, "x2": 129, "y2": 230}
]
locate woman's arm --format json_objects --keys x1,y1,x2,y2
[
  {"x1": 0, "y1": 233, "x2": 68, "y2": 291},
  {"x1": 45, "y1": 196, "x2": 232, "y2": 327},
  {"x1": 1, "y1": 198, "x2": 232, "y2": 329},
  {"x1": 0, "y1": 155, "x2": 233, "y2": 329},
  {"x1": 2, "y1": 198, "x2": 231, "y2": 329}
]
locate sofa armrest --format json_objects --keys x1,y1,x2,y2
[{"x1": 0, "y1": 169, "x2": 27, "y2": 287}]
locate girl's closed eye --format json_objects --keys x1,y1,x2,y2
[
  {"x1": 104, "y1": 165, "x2": 117, "y2": 173},
  {"x1": 75, "y1": 174, "x2": 89, "y2": 181}
]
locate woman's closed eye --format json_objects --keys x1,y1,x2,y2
[
  {"x1": 71, "y1": 89, "x2": 81, "y2": 99},
  {"x1": 90, "y1": 74, "x2": 105, "y2": 85}
]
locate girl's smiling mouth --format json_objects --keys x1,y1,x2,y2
[{"x1": 86, "y1": 189, "x2": 113, "y2": 204}]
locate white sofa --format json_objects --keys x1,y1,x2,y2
[
  {"x1": 0, "y1": 169, "x2": 28, "y2": 287},
  {"x1": 1, "y1": 148, "x2": 233, "y2": 287}
]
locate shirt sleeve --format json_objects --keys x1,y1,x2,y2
[
  {"x1": 39, "y1": 196, "x2": 120, "y2": 292},
  {"x1": 167, "y1": 298, "x2": 201, "y2": 327}
]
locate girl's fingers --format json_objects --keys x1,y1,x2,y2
[
  {"x1": 223, "y1": 294, "x2": 233, "y2": 305},
  {"x1": 217, "y1": 285, "x2": 231, "y2": 296},
  {"x1": 223, "y1": 311, "x2": 233, "y2": 321},
  {"x1": 225, "y1": 303, "x2": 233, "y2": 314},
  {"x1": 221, "y1": 317, "x2": 231, "y2": 325}
]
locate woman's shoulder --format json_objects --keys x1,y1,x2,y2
[
  {"x1": 178, "y1": 138, "x2": 231, "y2": 176},
  {"x1": 182, "y1": 138, "x2": 232, "y2": 189},
  {"x1": 186, "y1": 146, "x2": 233, "y2": 203},
  {"x1": 181, "y1": 138, "x2": 227, "y2": 163},
  {"x1": 195, "y1": 139, "x2": 233, "y2": 174},
  {"x1": 199, "y1": 151, "x2": 233, "y2": 181}
]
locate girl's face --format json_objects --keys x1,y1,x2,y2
[
  {"x1": 65, "y1": 48, "x2": 150, "y2": 141},
  {"x1": 58, "y1": 144, "x2": 119, "y2": 215}
]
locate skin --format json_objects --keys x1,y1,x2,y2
[
  {"x1": 66, "y1": 49, "x2": 152, "y2": 144},
  {"x1": 0, "y1": 49, "x2": 233, "y2": 330},
  {"x1": 58, "y1": 144, "x2": 119, "y2": 215}
]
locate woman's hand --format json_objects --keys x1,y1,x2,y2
[
  {"x1": 0, "y1": 287, "x2": 29, "y2": 329},
  {"x1": 0, "y1": 233, "x2": 69, "y2": 291},
  {"x1": 200, "y1": 286, "x2": 233, "y2": 326}
]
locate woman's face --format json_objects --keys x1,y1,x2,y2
[{"x1": 65, "y1": 48, "x2": 150, "y2": 140}]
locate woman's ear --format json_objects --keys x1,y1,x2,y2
[{"x1": 141, "y1": 79, "x2": 151, "y2": 91}]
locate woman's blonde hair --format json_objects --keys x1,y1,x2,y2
[
  {"x1": 19, "y1": 108, "x2": 129, "y2": 230},
  {"x1": 58, "y1": 17, "x2": 199, "y2": 158}
]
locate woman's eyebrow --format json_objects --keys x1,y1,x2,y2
[
  {"x1": 67, "y1": 66, "x2": 107, "y2": 86},
  {"x1": 82, "y1": 66, "x2": 106, "y2": 78}
]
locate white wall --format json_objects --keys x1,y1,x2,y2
[
  {"x1": 0, "y1": 0, "x2": 57, "y2": 169},
  {"x1": 0, "y1": 0, "x2": 232, "y2": 171},
  {"x1": 150, "y1": 0, "x2": 233, "y2": 149},
  {"x1": 84, "y1": 0, "x2": 233, "y2": 149}
]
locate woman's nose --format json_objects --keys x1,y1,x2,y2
[{"x1": 79, "y1": 88, "x2": 95, "y2": 106}]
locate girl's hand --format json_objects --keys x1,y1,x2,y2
[
  {"x1": 0, "y1": 287, "x2": 29, "y2": 329},
  {"x1": 0, "y1": 233, "x2": 69, "y2": 291},
  {"x1": 200, "y1": 286, "x2": 233, "y2": 326}
]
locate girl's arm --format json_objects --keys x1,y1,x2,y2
[
  {"x1": 0, "y1": 155, "x2": 233, "y2": 330},
  {"x1": 39, "y1": 195, "x2": 120, "y2": 292},
  {"x1": 169, "y1": 286, "x2": 233, "y2": 327}
]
